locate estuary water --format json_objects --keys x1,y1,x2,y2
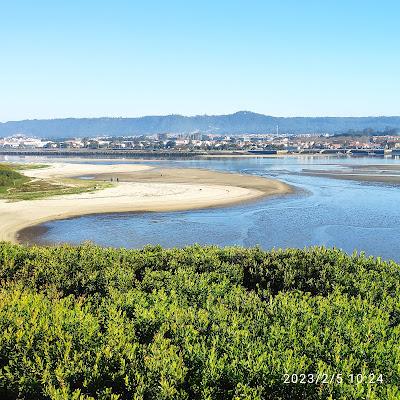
[{"x1": 4, "y1": 155, "x2": 400, "y2": 261}]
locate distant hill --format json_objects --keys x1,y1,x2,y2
[{"x1": 1, "y1": 111, "x2": 400, "y2": 138}]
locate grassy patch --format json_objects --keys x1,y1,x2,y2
[
  {"x1": 0, "y1": 164, "x2": 30, "y2": 196},
  {"x1": 0, "y1": 162, "x2": 49, "y2": 171},
  {"x1": 0, "y1": 163, "x2": 110, "y2": 201}
]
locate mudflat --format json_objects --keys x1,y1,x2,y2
[{"x1": 302, "y1": 164, "x2": 400, "y2": 184}]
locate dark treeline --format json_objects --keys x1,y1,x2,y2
[
  {"x1": 335, "y1": 127, "x2": 400, "y2": 137},
  {"x1": 0, "y1": 243, "x2": 399, "y2": 399}
]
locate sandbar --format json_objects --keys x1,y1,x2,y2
[
  {"x1": 0, "y1": 162, "x2": 292, "y2": 243},
  {"x1": 302, "y1": 165, "x2": 400, "y2": 184}
]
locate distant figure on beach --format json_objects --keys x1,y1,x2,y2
[
  {"x1": 116, "y1": 177, "x2": 119, "y2": 182},
  {"x1": 110, "y1": 177, "x2": 113, "y2": 182}
]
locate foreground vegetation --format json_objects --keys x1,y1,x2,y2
[
  {"x1": 0, "y1": 163, "x2": 109, "y2": 200},
  {"x1": 0, "y1": 243, "x2": 399, "y2": 399}
]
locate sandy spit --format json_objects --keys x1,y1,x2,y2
[
  {"x1": 302, "y1": 167, "x2": 400, "y2": 184},
  {"x1": 0, "y1": 162, "x2": 292, "y2": 243}
]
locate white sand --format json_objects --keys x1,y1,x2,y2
[
  {"x1": 22, "y1": 162, "x2": 152, "y2": 179},
  {"x1": 0, "y1": 162, "x2": 291, "y2": 243}
]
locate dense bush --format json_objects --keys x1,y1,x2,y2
[
  {"x1": 0, "y1": 242, "x2": 399, "y2": 399},
  {"x1": 0, "y1": 165, "x2": 26, "y2": 190}
]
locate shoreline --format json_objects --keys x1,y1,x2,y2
[
  {"x1": 302, "y1": 166, "x2": 400, "y2": 184},
  {"x1": 0, "y1": 162, "x2": 293, "y2": 244}
]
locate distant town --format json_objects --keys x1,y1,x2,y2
[{"x1": 1, "y1": 131, "x2": 400, "y2": 157}]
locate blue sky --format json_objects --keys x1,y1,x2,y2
[{"x1": 0, "y1": 0, "x2": 399, "y2": 121}]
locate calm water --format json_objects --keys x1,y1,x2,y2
[{"x1": 5, "y1": 155, "x2": 400, "y2": 261}]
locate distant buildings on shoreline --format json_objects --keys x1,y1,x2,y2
[{"x1": 1, "y1": 132, "x2": 400, "y2": 155}]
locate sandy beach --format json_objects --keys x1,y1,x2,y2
[{"x1": 0, "y1": 162, "x2": 292, "y2": 243}]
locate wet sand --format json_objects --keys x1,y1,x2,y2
[
  {"x1": 302, "y1": 165, "x2": 400, "y2": 184},
  {"x1": 0, "y1": 162, "x2": 292, "y2": 243},
  {"x1": 91, "y1": 167, "x2": 284, "y2": 194}
]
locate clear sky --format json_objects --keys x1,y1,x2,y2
[{"x1": 1, "y1": 0, "x2": 399, "y2": 121}]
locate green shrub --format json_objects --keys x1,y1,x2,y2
[{"x1": 0, "y1": 242, "x2": 399, "y2": 399}]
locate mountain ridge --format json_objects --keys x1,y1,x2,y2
[{"x1": 1, "y1": 111, "x2": 400, "y2": 138}]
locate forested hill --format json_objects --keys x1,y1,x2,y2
[{"x1": 1, "y1": 112, "x2": 400, "y2": 138}]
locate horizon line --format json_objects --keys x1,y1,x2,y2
[{"x1": 1, "y1": 111, "x2": 400, "y2": 124}]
